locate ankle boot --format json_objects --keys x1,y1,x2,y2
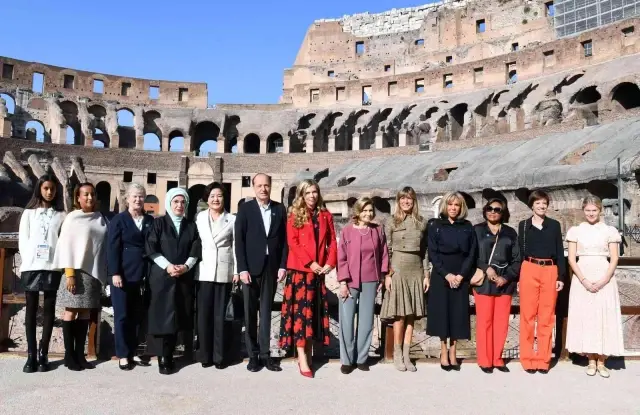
[
  {"x1": 37, "y1": 340, "x2": 50, "y2": 372},
  {"x1": 74, "y1": 319, "x2": 94, "y2": 369},
  {"x1": 403, "y1": 343, "x2": 416, "y2": 372},
  {"x1": 393, "y1": 345, "x2": 406, "y2": 372},
  {"x1": 62, "y1": 321, "x2": 83, "y2": 371},
  {"x1": 22, "y1": 350, "x2": 38, "y2": 373}
]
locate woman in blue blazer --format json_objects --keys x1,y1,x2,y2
[{"x1": 107, "y1": 183, "x2": 154, "y2": 370}]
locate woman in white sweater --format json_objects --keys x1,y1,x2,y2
[
  {"x1": 195, "y1": 182, "x2": 238, "y2": 369},
  {"x1": 52, "y1": 182, "x2": 109, "y2": 371},
  {"x1": 18, "y1": 174, "x2": 66, "y2": 373}
]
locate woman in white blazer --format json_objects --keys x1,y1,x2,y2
[
  {"x1": 18, "y1": 174, "x2": 66, "y2": 373},
  {"x1": 195, "y1": 182, "x2": 238, "y2": 369}
]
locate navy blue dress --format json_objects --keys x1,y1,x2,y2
[
  {"x1": 106, "y1": 211, "x2": 154, "y2": 359},
  {"x1": 426, "y1": 217, "x2": 477, "y2": 340}
]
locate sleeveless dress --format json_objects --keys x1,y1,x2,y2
[{"x1": 565, "y1": 222, "x2": 624, "y2": 356}]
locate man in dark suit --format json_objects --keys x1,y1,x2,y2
[{"x1": 234, "y1": 173, "x2": 288, "y2": 372}]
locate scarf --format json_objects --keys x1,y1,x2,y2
[{"x1": 165, "y1": 187, "x2": 190, "y2": 232}]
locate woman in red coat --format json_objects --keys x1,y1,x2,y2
[{"x1": 279, "y1": 179, "x2": 337, "y2": 378}]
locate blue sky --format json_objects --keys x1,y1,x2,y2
[{"x1": 2, "y1": 0, "x2": 430, "y2": 151}]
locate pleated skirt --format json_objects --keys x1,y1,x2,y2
[{"x1": 380, "y1": 251, "x2": 426, "y2": 320}]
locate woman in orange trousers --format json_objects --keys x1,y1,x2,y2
[{"x1": 517, "y1": 190, "x2": 566, "y2": 374}]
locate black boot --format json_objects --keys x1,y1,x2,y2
[
  {"x1": 62, "y1": 321, "x2": 83, "y2": 371},
  {"x1": 37, "y1": 340, "x2": 50, "y2": 372},
  {"x1": 74, "y1": 319, "x2": 94, "y2": 369},
  {"x1": 22, "y1": 352, "x2": 37, "y2": 373}
]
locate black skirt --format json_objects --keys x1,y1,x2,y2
[{"x1": 21, "y1": 270, "x2": 63, "y2": 292}]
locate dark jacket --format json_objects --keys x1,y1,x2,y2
[
  {"x1": 145, "y1": 215, "x2": 201, "y2": 335},
  {"x1": 234, "y1": 199, "x2": 288, "y2": 276},
  {"x1": 427, "y1": 217, "x2": 477, "y2": 281},
  {"x1": 107, "y1": 211, "x2": 154, "y2": 283},
  {"x1": 518, "y1": 216, "x2": 567, "y2": 281},
  {"x1": 473, "y1": 222, "x2": 521, "y2": 296}
]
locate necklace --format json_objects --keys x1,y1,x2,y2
[{"x1": 356, "y1": 225, "x2": 370, "y2": 236}]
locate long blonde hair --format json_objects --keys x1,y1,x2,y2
[
  {"x1": 393, "y1": 186, "x2": 423, "y2": 226},
  {"x1": 289, "y1": 179, "x2": 326, "y2": 228}
]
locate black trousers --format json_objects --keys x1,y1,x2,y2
[
  {"x1": 110, "y1": 281, "x2": 143, "y2": 359},
  {"x1": 197, "y1": 281, "x2": 231, "y2": 364},
  {"x1": 242, "y1": 266, "x2": 276, "y2": 359}
]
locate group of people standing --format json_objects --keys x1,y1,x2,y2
[{"x1": 18, "y1": 173, "x2": 625, "y2": 379}]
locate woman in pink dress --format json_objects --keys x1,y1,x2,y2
[{"x1": 565, "y1": 196, "x2": 624, "y2": 378}]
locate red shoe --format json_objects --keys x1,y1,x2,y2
[{"x1": 298, "y1": 362, "x2": 313, "y2": 378}]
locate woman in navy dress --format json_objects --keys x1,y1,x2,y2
[
  {"x1": 427, "y1": 191, "x2": 477, "y2": 371},
  {"x1": 107, "y1": 183, "x2": 154, "y2": 370}
]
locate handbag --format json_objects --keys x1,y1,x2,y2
[
  {"x1": 225, "y1": 283, "x2": 245, "y2": 322},
  {"x1": 471, "y1": 227, "x2": 500, "y2": 287}
]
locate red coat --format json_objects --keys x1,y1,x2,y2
[{"x1": 286, "y1": 210, "x2": 337, "y2": 272}]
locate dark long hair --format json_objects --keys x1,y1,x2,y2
[{"x1": 25, "y1": 174, "x2": 63, "y2": 211}]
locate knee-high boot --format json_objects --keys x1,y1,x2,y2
[
  {"x1": 62, "y1": 321, "x2": 82, "y2": 371},
  {"x1": 74, "y1": 319, "x2": 94, "y2": 369}
]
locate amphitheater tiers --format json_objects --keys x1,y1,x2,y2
[{"x1": 1, "y1": 0, "x2": 640, "y2": 253}]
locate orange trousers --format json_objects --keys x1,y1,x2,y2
[
  {"x1": 519, "y1": 260, "x2": 558, "y2": 370},
  {"x1": 474, "y1": 292, "x2": 512, "y2": 368}
]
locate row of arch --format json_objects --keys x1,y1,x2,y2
[{"x1": 2, "y1": 80, "x2": 640, "y2": 153}]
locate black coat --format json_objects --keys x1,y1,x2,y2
[
  {"x1": 106, "y1": 211, "x2": 154, "y2": 283},
  {"x1": 426, "y1": 217, "x2": 477, "y2": 340},
  {"x1": 234, "y1": 199, "x2": 288, "y2": 277},
  {"x1": 145, "y1": 215, "x2": 201, "y2": 335},
  {"x1": 473, "y1": 222, "x2": 522, "y2": 296}
]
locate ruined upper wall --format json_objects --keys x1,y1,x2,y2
[{"x1": 0, "y1": 56, "x2": 208, "y2": 109}]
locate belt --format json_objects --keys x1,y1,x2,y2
[{"x1": 525, "y1": 257, "x2": 554, "y2": 266}]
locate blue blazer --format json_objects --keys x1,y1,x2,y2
[{"x1": 107, "y1": 211, "x2": 154, "y2": 283}]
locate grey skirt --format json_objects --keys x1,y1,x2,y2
[{"x1": 57, "y1": 270, "x2": 102, "y2": 309}]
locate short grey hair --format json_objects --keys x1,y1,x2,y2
[{"x1": 123, "y1": 182, "x2": 146, "y2": 209}]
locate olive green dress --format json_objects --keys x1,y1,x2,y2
[{"x1": 380, "y1": 216, "x2": 428, "y2": 320}]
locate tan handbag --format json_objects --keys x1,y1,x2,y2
[{"x1": 470, "y1": 228, "x2": 500, "y2": 287}]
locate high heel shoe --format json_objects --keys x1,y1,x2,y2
[{"x1": 298, "y1": 362, "x2": 313, "y2": 378}]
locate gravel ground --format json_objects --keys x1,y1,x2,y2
[{"x1": 1, "y1": 355, "x2": 639, "y2": 415}]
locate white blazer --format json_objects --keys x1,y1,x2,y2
[
  {"x1": 19, "y1": 208, "x2": 66, "y2": 272},
  {"x1": 195, "y1": 210, "x2": 238, "y2": 283}
]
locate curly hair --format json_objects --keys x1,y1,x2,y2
[{"x1": 289, "y1": 179, "x2": 326, "y2": 228}]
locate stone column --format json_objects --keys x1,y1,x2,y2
[
  {"x1": 110, "y1": 133, "x2": 120, "y2": 149},
  {"x1": 305, "y1": 137, "x2": 314, "y2": 153},
  {"x1": 0, "y1": 117, "x2": 11, "y2": 138},
  {"x1": 352, "y1": 134, "x2": 360, "y2": 151},
  {"x1": 283, "y1": 138, "x2": 290, "y2": 154},
  {"x1": 217, "y1": 135, "x2": 226, "y2": 153},
  {"x1": 183, "y1": 134, "x2": 192, "y2": 153},
  {"x1": 54, "y1": 126, "x2": 67, "y2": 145},
  {"x1": 398, "y1": 130, "x2": 407, "y2": 147},
  {"x1": 136, "y1": 134, "x2": 144, "y2": 150},
  {"x1": 161, "y1": 135, "x2": 170, "y2": 152},
  {"x1": 375, "y1": 132, "x2": 383, "y2": 149},
  {"x1": 236, "y1": 139, "x2": 244, "y2": 154},
  {"x1": 328, "y1": 135, "x2": 336, "y2": 152},
  {"x1": 259, "y1": 139, "x2": 267, "y2": 154},
  {"x1": 85, "y1": 132, "x2": 94, "y2": 148}
]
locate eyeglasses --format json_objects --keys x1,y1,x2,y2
[{"x1": 485, "y1": 206, "x2": 503, "y2": 214}]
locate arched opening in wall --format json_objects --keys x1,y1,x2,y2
[
  {"x1": 372, "y1": 197, "x2": 391, "y2": 215},
  {"x1": 117, "y1": 108, "x2": 136, "y2": 149},
  {"x1": 243, "y1": 134, "x2": 260, "y2": 154},
  {"x1": 289, "y1": 136, "x2": 304, "y2": 153},
  {"x1": 187, "y1": 184, "x2": 206, "y2": 219},
  {"x1": 60, "y1": 101, "x2": 83, "y2": 145},
  {"x1": 287, "y1": 187, "x2": 297, "y2": 207},
  {"x1": 96, "y1": 181, "x2": 111, "y2": 213},
  {"x1": 611, "y1": 82, "x2": 640, "y2": 110},
  {"x1": 65, "y1": 126, "x2": 81, "y2": 145},
  {"x1": 144, "y1": 194, "x2": 160, "y2": 216},
  {"x1": 169, "y1": 130, "x2": 185, "y2": 152},
  {"x1": 221, "y1": 114, "x2": 240, "y2": 154},
  {"x1": 459, "y1": 192, "x2": 476, "y2": 209},
  {"x1": 481, "y1": 188, "x2": 507, "y2": 204},
  {"x1": 586, "y1": 180, "x2": 618, "y2": 200},
  {"x1": 0, "y1": 93, "x2": 15, "y2": 114},
  {"x1": 93, "y1": 128, "x2": 108, "y2": 148},
  {"x1": 193, "y1": 121, "x2": 219, "y2": 156},
  {"x1": 347, "y1": 197, "x2": 357, "y2": 210},
  {"x1": 449, "y1": 103, "x2": 468, "y2": 141},
  {"x1": 571, "y1": 86, "x2": 601, "y2": 105},
  {"x1": 143, "y1": 132, "x2": 161, "y2": 151},
  {"x1": 514, "y1": 187, "x2": 531, "y2": 206},
  {"x1": 267, "y1": 133, "x2": 284, "y2": 153},
  {"x1": 25, "y1": 120, "x2": 46, "y2": 142}
]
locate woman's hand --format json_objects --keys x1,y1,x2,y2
[
  {"x1": 580, "y1": 278, "x2": 597, "y2": 293},
  {"x1": 338, "y1": 284, "x2": 350, "y2": 300},
  {"x1": 445, "y1": 274, "x2": 458, "y2": 289},
  {"x1": 423, "y1": 276, "x2": 430, "y2": 293},
  {"x1": 112, "y1": 275, "x2": 123, "y2": 288},
  {"x1": 309, "y1": 262, "x2": 323, "y2": 274},
  {"x1": 385, "y1": 275, "x2": 392, "y2": 292},
  {"x1": 486, "y1": 267, "x2": 498, "y2": 282},
  {"x1": 494, "y1": 277, "x2": 508, "y2": 288},
  {"x1": 166, "y1": 264, "x2": 177, "y2": 277},
  {"x1": 320, "y1": 264, "x2": 333, "y2": 275},
  {"x1": 66, "y1": 277, "x2": 76, "y2": 294},
  {"x1": 232, "y1": 274, "x2": 239, "y2": 284},
  {"x1": 591, "y1": 277, "x2": 610, "y2": 292}
]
